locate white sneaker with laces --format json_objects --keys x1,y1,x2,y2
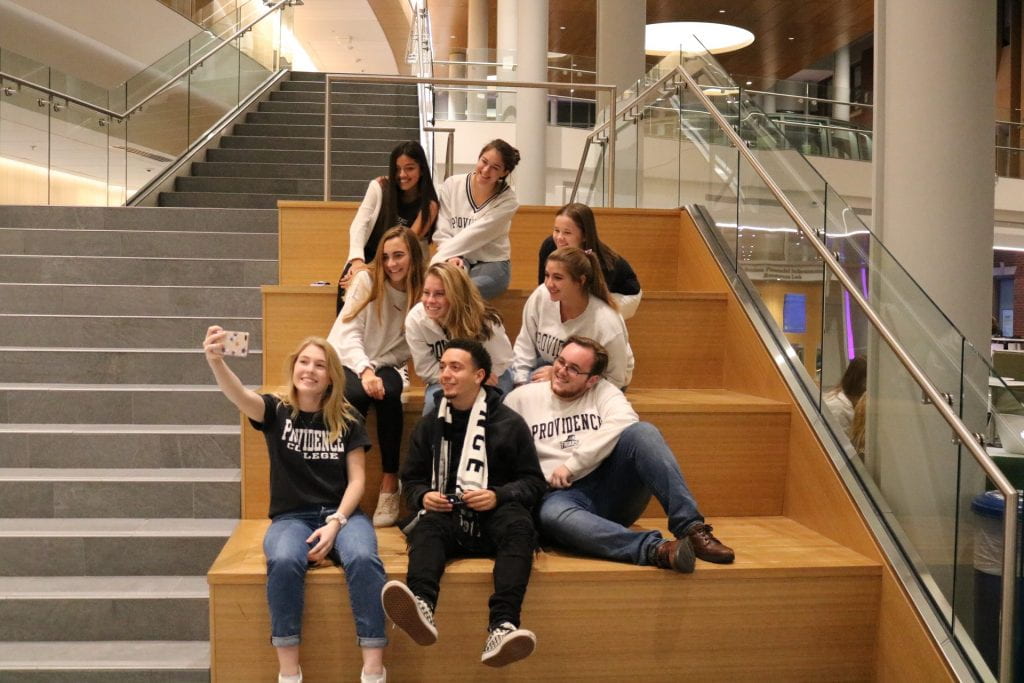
[
  {"x1": 481, "y1": 621, "x2": 536, "y2": 667},
  {"x1": 360, "y1": 667, "x2": 386, "y2": 683},
  {"x1": 381, "y1": 580, "x2": 437, "y2": 645},
  {"x1": 373, "y1": 489, "x2": 400, "y2": 527}
]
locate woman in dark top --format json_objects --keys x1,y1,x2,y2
[
  {"x1": 203, "y1": 329, "x2": 387, "y2": 683},
  {"x1": 537, "y1": 202, "x2": 642, "y2": 319}
]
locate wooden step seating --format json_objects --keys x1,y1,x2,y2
[{"x1": 209, "y1": 517, "x2": 881, "y2": 682}]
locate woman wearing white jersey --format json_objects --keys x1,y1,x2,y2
[
  {"x1": 432, "y1": 139, "x2": 520, "y2": 300},
  {"x1": 328, "y1": 226, "x2": 424, "y2": 527},
  {"x1": 513, "y1": 246, "x2": 634, "y2": 389},
  {"x1": 405, "y1": 262, "x2": 515, "y2": 414}
]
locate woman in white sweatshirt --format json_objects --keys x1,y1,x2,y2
[
  {"x1": 404, "y1": 261, "x2": 514, "y2": 414},
  {"x1": 431, "y1": 139, "x2": 520, "y2": 300},
  {"x1": 328, "y1": 226, "x2": 424, "y2": 527},
  {"x1": 513, "y1": 246, "x2": 634, "y2": 389}
]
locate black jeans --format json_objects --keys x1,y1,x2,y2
[
  {"x1": 406, "y1": 502, "x2": 536, "y2": 630},
  {"x1": 343, "y1": 366, "x2": 403, "y2": 474}
]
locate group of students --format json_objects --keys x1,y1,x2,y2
[{"x1": 202, "y1": 138, "x2": 735, "y2": 682}]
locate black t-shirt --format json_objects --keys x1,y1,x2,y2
[
  {"x1": 250, "y1": 394, "x2": 372, "y2": 518},
  {"x1": 397, "y1": 196, "x2": 421, "y2": 228},
  {"x1": 441, "y1": 408, "x2": 469, "y2": 494}
]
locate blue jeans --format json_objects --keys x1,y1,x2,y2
[
  {"x1": 537, "y1": 422, "x2": 704, "y2": 565},
  {"x1": 263, "y1": 507, "x2": 388, "y2": 648},
  {"x1": 422, "y1": 369, "x2": 514, "y2": 415},
  {"x1": 468, "y1": 260, "x2": 510, "y2": 300}
]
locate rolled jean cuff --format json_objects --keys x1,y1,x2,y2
[
  {"x1": 271, "y1": 634, "x2": 301, "y2": 648},
  {"x1": 357, "y1": 635, "x2": 388, "y2": 649}
]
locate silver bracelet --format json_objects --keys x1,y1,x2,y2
[{"x1": 325, "y1": 512, "x2": 348, "y2": 528}]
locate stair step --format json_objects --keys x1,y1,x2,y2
[
  {"x1": 259, "y1": 100, "x2": 420, "y2": 115},
  {"x1": 270, "y1": 89, "x2": 418, "y2": 105},
  {"x1": 0, "y1": 283, "x2": 261, "y2": 317},
  {"x1": 0, "y1": 254, "x2": 277, "y2": 286},
  {"x1": 0, "y1": 206, "x2": 277, "y2": 233},
  {"x1": 160, "y1": 192, "x2": 329, "y2": 208},
  {"x1": 0, "y1": 347, "x2": 261, "y2": 385},
  {"x1": 174, "y1": 175, "x2": 368, "y2": 196},
  {"x1": 0, "y1": 384, "x2": 243, "y2": 425},
  {"x1": 206, "y1": 146, "x2": 390, "y2": 166},
  {"x1": 246, "y1": 111, "x2": 418, "y2": 128},
  {"x1": 220, "y1": 134, "x2": 394, "y2": 152},
  {"x1": 0, "y1": 518, "x2": 237, "y2": 577},
  {"x1": 0, "y1": 227, "x2": 276, "y2": 259},
  {"x1": 190, "y1": 161, "x2": 377, "y2": 181},
  {"x1": 0, "y1": 468, "x2": 240, "y2": 519},
  {"x1": 0, "y1": 314, "x2": 261, "y2": 349},
  {"x1": 280, "y1": 80, "x2": 418, "y2": 95},
  {"x1": 0, "y1": 640, "x2": 209, "y2": 681},
  {"x1": 208, "y1": 517, "x2": 881, "y2": 680},
  {"x1": 0, "y1": 423, "x2": 239, "y2": 469},
  {"x1": 0, "y1": 576, "x2": 209, "y2": 641},
  {"x1": 233, "y1": 122, "x2": 418, "y2": 139}
]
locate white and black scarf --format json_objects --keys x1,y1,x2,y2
[{"x1": 432, "y1": 388, "x2": 489, "y2": 538}]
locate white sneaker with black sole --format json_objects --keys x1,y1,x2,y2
[
  {"x1": 381, "y1": 580, "x2": 437, "y2": 645},
  {"x1": 481, "y1": 622, "x2": 536, "y2": 667}
]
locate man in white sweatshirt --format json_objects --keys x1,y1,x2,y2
[{"x1": 504, "y1": 335, "x2": 734, "y2": 571}]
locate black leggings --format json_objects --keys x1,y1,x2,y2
[{"x1": 343, "y1": 366, "x2": 403, "y2": 474}]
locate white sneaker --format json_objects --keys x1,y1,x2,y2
[
  {"x1": 278, "y1": 667, "x2": 302, "y2": 683},
  {"x1": 381, "y1": 580, "x2": 437, "y2": 646},
  {"x1": 360, "y1": 667, "x2": 386, "y2": 683},
  {"x1": 372, "y1": 488, "x2": 400, "y2": 527},
  {"x1": 481, "y1": 621, "x2": 536, "y2": 667}
]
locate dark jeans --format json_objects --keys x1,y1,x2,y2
[
  {"x1": 405, "y1": 502, "x2": 536, "y2": 630},
  {"x1": 344, "y1": 366, "x2": 403, "y2": 474}
]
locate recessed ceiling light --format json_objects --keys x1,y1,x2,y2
[
  {"x1": 746, "y1": 81, "x2": 753, "y2": 85},
  {"x1": 788, "y1": 36, "x2": 795, "y2": 41},
  {"x1": 560, "y1": 26, "x2": 566, "y2": 30},
  {"x1": 718, "y1": 9, "x2": 726, "y2": 13},
  {"x1": 645, "y1": 22, "x2": 755, "y2": 55}
]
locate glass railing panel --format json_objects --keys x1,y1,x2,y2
[
  {"x1": 48, "y1": 101, "x2": 110, "y2": 206},
  {"x1": 0, "y1": 77, "x2": 50, "y2": 203},
  {"x1": 123, "y1": 79, "x2": 190, "y2": 202},
  {"x1": 187, "y1": 34, "x2": 242, "y2": 142},
  {"x1": 572, "y1": 137, "x2": 606, "y2": 208},
  {"x1": 638, "y1": 92, "x2": 682, "y2": 209},
  {"x1": 106, "y1": 114, "x2": 128, "y2": 206}
]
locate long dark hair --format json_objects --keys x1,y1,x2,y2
[
  {"x1": 555, "y1": 202, "x2": 622, "y2": 275},
  {"x1": 546, "y1": 246, "x2": 616, "y2": 310},
  {"x1": 480, "y1": 139, "x2": 521, "y2": 190},
  {"x1": 382, "y1": 141, "x2": 438, "y2": 239}
]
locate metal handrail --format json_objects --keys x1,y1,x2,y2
[
  {"x1": 0, "y1": 0, "x2": 291, "y2": 121},
  {"x1": 321, "y1": 73, "x2": 618, "y2": 204},
  {"x1": 670, "y1": 62, "x2": 1019, "y2": 681},
  {"x1": 423, "y1": 127, "x2": 455, "y2": 179}
]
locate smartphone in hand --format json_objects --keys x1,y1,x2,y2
[{"x1": 221, "y1": 330, "x2": 250, "y2": 357}]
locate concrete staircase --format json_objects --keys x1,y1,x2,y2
[
  {"x1": 0, "y1": 205, "x2": 276, "y2": 681},
  {"x1": 159, "y1": 72, "x2": 420, "y2": 208}
]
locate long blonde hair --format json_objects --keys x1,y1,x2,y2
[
  {"x1": 276, "y1": 336, "x2": 358, "y2": 444},
  {"x1": 425, "y1": 262, "x2": 502, "y2": 341},
  {"x1": 344, "y1": 226, "x2": 424, "y2": 323},
  {"x1": 546, "y1": 246, "x2": 616, "y2": 310}
]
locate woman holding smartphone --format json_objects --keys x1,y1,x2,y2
[
  {"x1": 431, "y1": 139, "x2": 520, "y2": 300},
  {"x1": 203, "y1": 329, "x2": 388, "y2": 683},
  {"x1": 328, "y1": 226, "x2": 425, "y2": 527},
  {"x1": 338, "y1": 141, "x2": 438, "y2": 312},
  {"x1": 404, "y1": 261, "x2": 515, "y2": 414}
]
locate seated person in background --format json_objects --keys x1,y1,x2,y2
[
  {"x1": 538, "y1": 202, "x2": 642, "y2": 319},
  {"x1": 431, "y1": 139, "x2": 521, "y2": 300},
  {"x1": 823, "y1": 356, "x2": 866, "y2": 437},
  {"x1": 513, "y1": 246, "x2": 634, "y2": 389},
  {"x1": 382, "y1": 340, "x2": 545, "y2": 668},
  {"x1": 405, "y1": 262, "x2": 515, "y2": 415},
  {"x1": 338, "y1": 141, "x2": 438, "y2": 313},
  {"x1": 203, "y1": 329, "x2": 388, "y2": 683},
  {"x1": 328, "y1": 226, "x2": 425, "y2": 527},
  {"x1": 504, "y1": 336, "x2": 734, "y2": 572}
]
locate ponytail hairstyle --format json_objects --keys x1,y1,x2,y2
[
  {"x1": 277, "y1": 336, "x2": 358, "y2": 443},
  {"x1": 386, "y1": 141, "x2": 439, "y2": 240},
  {"x1": 555, "y1": 202, "x2": 622, "y2": 275},
  {"x1": 479, "y1": 138, "x2": 521, "y2": 190},
  {"x1": 426, "y1": 262, "x2": 502, "y2": 342},
  {"x1": 546, "y1": 246, "x2": 616, "y2": 310},
  {"x1": 344, "y1": 226, "x2": 424, "y2": 323}
]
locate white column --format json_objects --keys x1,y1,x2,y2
[
  {"x1": 833, "y1": 45, "x2": 851, "y2": 121},
  {"x1": 495, "y1": 0, "x2": 516, "y2": 120},
  {"x1": 869, "y1": 0, "x2": 995, "y2": 609},
  {"x1": 466, "y1": 0, "x2": 488, "y2": 120},
  {"x1": 515, "y1": 0, "x2": 547, "y2": 204},
  {"x1": 595, "y1": 0, "x2": 646, "y2": 108},
  {"x1": 448, "y1": 50, "x2": 467, "y2": 121}
]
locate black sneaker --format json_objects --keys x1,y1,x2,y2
[
  {"x1": 381, "y1": 580, "x2": 437, "y2": 645},
  {"x1": 481, "y1": 621, "x2": 536, "y2": 667}
]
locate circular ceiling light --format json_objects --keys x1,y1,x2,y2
[{"x1": 645, "y1": 22, "x2": 755, "y2": 55}]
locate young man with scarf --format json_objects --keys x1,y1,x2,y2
[
  {"x1": 504, "y1": 335, "x2": 735, "y2": 572},
  {"x1": 381, "y1": 339, "x2": 545, "y2": 667}
]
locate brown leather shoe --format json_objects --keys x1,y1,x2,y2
[
  {"x1": 688, "y1": 523, "x2": 735, "y2": 564},
  {"x1": 651, "y1": 537, "x2": 695, "y2": 573}
]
